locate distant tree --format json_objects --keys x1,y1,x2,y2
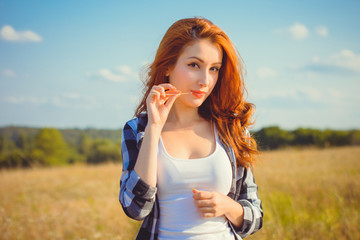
[
  {"x1": 255, "y1": 126, "x2": 293, "y2": 150},
  {"x1": 0, "y1": 149, "x2": 31, "y2": 168},
  {"x1": 0, "y1": 135, "x2": 16, "y2": 154},
  {"x1": 87, "y1": 139, "x2": 121, "y2": 164},
  {"x1": 78, "y1": 133, "x2": 91, "y2": 156},
  {"x1": 0, "y1": 135, "x2": 6, "y2": 154},
  {"x1": 327, "y1": 130, "x2": 351, "y2": 146},
  {"x1": 350, "y1": 130, "x2": 360, "y2": 145},
  {"x1": 30, "y1": 128, "x2": 69, "y2": 166},
  {"x1": 0, "y1": 135, "x2": 31, "y2": 168},
  {"x1": 292, "y1": 128, "x2": 320, "y2": 146},
  {"x1": 15, "y1": 133, "x2": 29, "y2": 151}
]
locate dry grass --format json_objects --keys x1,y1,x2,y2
[
  {"x1": 0, "y1": 164, "x2": 139, "y2": 240},
  {"x1": 0, "y1": 146, "x2": 359, "y2": 239},
  {"x1": 247, "y1": 146, "x2": 360, "y2": 240}
]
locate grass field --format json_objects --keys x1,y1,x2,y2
[{"x1": 1, "y1": 146, "x2": 359, "y2": 239}]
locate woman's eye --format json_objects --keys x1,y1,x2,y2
[
  {"x1": 188, "y1": 63, "x2": 199, "y2": 68},
  {"x1": 210, "y1": 67, "x2": 220, "y2": 72}
]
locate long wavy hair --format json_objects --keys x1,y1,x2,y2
[{"x1": 135, "y1": 17, "x2": 258, "y2": 167}]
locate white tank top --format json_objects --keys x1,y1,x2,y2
[{"x1": 157, "y1": 126, "x2": 235, "y2": 240}]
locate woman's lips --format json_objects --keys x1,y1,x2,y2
[{"x1": 190, "y1": 90, "x2": 206, "y2": 98}]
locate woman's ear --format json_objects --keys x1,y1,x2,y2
[
  {"x1": 164, "y1": 70, "x2": 170, "y2": 83},
  {"x1": 165, "y1": 66, "x2": 173, "y2": 77}
]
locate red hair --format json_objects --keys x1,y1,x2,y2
[{"x1": 135, "y1": 17, "x2": 258, "y2": 167}]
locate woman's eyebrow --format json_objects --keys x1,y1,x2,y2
[{"x1": 187, "y1": 56, "x2": 222, "y2": 65}]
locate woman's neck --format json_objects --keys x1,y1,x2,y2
[{"x1": 166, "y1": 104, "x2": 203, "y2": 128}]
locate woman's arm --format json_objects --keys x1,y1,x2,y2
[
  {"x1": 119, "y1": 84, "x2": 181, "y2": 220},
  {"x1": 232, "y1": 167, "x2": 263, "y2": 237},
  {"x1": 224, "y1": 197, "x2": 245, "y2": 228},
  {"x1": 192, "y1": 167, "x2": 263, "y2": 237},
  {"x1": 134, "y1": 84, "x2": 180, "y2": 187},
  {"x1": 134, "y1": 124, "x2": 161, "y2": 187},
  {"x1": 119, "y1": 122, "x2": 162, "y2": 221},
  {"x1": 119, "y1": 120, "x2": 158, "y2": 220}
]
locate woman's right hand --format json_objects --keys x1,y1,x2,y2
[{"x1": 146, "y1": 83, "x2": 181, "y2": 128}]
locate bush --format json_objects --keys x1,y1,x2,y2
[
  {"x1": 87, "y1": 139, "x2": 121, "y2": 164},
  {"x1": 30, "y1": 128, "x2": 70, "y2": 166}
]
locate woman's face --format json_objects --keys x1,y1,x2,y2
[{"x1": 167, "y1": 39, "x2": 222, "y2": 108}]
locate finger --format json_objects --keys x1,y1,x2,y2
[
  {"x1": 165, "y1": 89, "x2": 181, "y2": 96},
  {"x1": 193, "y1": 190, "x2": 214, "y2": 200},
  {"x1": 196, "y1": 208, "x2": 216, "y2": 218},
  {"x1": 194, "y1": 199, "x2": 215, "y2": 208},
  {"x1": 152, "y1": 86, "x2": 166, "y2": 98},
  {"x1": 201, "y1": 212, "x2": 214, "y2": 218},
  {"x1": 149, "y1": 90, "x2": 161, "y2": 104},
  {"x1": 197, "y1": 207, "x2": 216, "y2": 214}
]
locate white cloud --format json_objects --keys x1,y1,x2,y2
[
  {"x1": 0, "y1": 25, "x2": 43, "y2": 42},
  {"x1": 5, "y1": 96, "x2": 47, "y2": 104},
  {"x1": 298, "y1": 87, "x2": 322, "y2": 102},
  {"x1": 309, "y1": 49, "x2": 360, "y2": 73},
  {"x1": 117, "y1": 65, "x2": 132, "y2": 74},
  {"x1": 99, "y1": 68, "x2": 126, "y2": 82},
  {"x1": 327, "y1": 89, "x2": 342, "y2": 101},
  {"x1": 252, "y1": 87, "x2": 341, "y2": 106},
  {"x1": 117, "y1": 65, "x2": 140, "y2": 80},
  {"x1": 63, "y1": 93, "x2": 81, "y2": 99},
  {"x1": 4, "y1": 93, "x2": 100, "y2": 111},
  {"x1": 88, "y1": 65, "x2": 138, "y2": 83},
  {"x1": 53, "y1": 93, "x2": 100, "y2": 110},
  {"x1": 1, "y1": 69, "x2": 16, "y2": 78},
  {"x1": 276, "y1": 23, "x2": 329, "y2": 40},
  {"x1": 256, "y1": 67, "x2": 277, "y2": 79},
  {"x1": 289, "y1": 22, "x2": 309, "y2": 40},
  {"x1": 315, "y1": 25, "x2": 328, "y2": 37},
  {"x1": 330, "y1": 49, "x2": 360, "y2": 72},
  {"x1": 312, "y1": 56, "x2": 320, "y2": 63}
]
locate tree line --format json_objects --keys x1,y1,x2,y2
[
  {"x1": 254, "y1": 126, "x2": 360, "y2": 150},
  {"x1": 0, "y1": 127, "x2": 122, "y2": 168},
  {"x1": 0, "y1": 126, "x2": 359, "y2": 168}
]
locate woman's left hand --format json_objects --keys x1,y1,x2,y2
[{"x1": 192, "y1": 188, "x2": 231, "y2": 218}]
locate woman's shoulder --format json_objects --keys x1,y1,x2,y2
[{"x1": 124, "y1": 113, "x2": 148, "y2": 133}]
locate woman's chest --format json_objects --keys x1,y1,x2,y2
[
  {"x1": 160, "y1": 129, "x2": 216, "y2": 159},
  {"x1": 157, "y1": 137, "x2": 233, "y2": 197}
]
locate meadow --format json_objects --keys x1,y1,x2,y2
[{"x1": 0, "y1": 146, "x2": 359, "y2": 240}]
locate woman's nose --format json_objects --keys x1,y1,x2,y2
[{"x1": 198, "y1": 70, "x2": 210, "y2": 87}]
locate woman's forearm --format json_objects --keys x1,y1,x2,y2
[
  {"x1": 224, "y1": 197, "x2": 244, "y2": 229},
  {"x1": 134, "y1": 124, "x2": 162, "y2": 187}
]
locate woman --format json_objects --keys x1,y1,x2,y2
[{"x1": 119, "y1": 17, "x2": 263, "y2": 240}]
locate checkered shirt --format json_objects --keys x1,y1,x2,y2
[{"x1": 119, "y1": 114, "x2": 263, "y2": 240}]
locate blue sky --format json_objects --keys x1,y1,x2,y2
[{"x1": 1, "y1": 0, "x2": 359, "y2": 130}]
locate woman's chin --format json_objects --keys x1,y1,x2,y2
[{"x1": 190, "y1": 100, "x2": 206, "y2": 108}]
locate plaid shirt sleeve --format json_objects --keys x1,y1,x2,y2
[
  {"x1": 225, "y1": 128, "x2": 263, "y2": 239},
  {"x1": 119, "y1": 118, "x2": 157, "y2": 221},
  {"x1": 235, "y1": 166, "x2": 263, "y2": 238}
]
